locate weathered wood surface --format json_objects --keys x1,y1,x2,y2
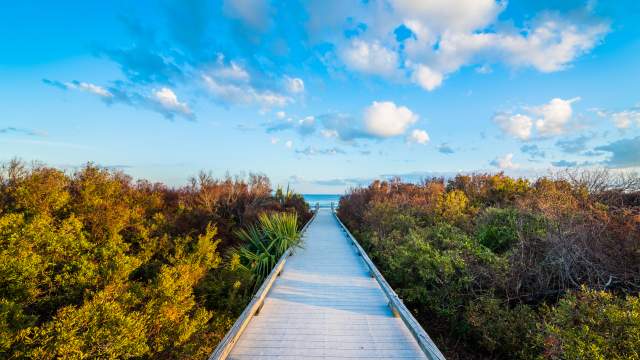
[
  {"x1": 208, "y1": 210, "x2": 317, "y2": 360},
  {"x1": 334, "y1": 213, "x2": 446, "y2": 360},
  {"x1": 212, "y1": 208, "x2": 444, "y2": 359}
]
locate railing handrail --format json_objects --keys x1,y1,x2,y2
[
  {"x1": 333, "y1": 211, "x2": 446, "y2": 360},
  {"x1": 208, "y1": 209, "x2": 318, "y2": 360}
]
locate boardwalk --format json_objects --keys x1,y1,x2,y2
[{"x1": 227, "y1": 209, "x2": 429, "y2": 359}]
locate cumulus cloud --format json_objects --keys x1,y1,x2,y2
[
  {"x1": 391, "y1": 0, "x2": 503, "y2": 33},
  {"x1": 363, "y1": 101, "x2": 418, "y2": 137},
  {"x1": 531, "y1": 97, "x2": 580, "y2": 137},
  {"x1": 410, "y1": 64, "x2": 444, "y2": 91},
  {"x1": 406, "y1": 129, "x2": 430, "y2": 144},
  {"x1": 153, "y1": 87, "x2": 192, "y2": 116},
  {"x1": 494, "y1": 97, "x2": 579, "y2": 140},
  {"x1": 341, "y1": 39, "x2": 399, "y2": 78},
  {"x1": 318, "y1": 1, "x2": 608, "y2": 91},
  {"x1": 493, "y1": 112, "x2": 533, "y2": 140},
  {"x1": 595, "y1": 136, "x2": 640, "y2": 168},
  {"x1": 267, "y1": 101, "x2": 424, "y2": 144},
  {"x1": 595, "y1": 106, "x2": 640, "y2": 129},
  {"x1": 490, "y1": 153, "x2": 519, "y2": 169}
]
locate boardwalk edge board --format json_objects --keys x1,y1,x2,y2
[
  {"x1": 208, "y1": 209, "x2": 319, "y2": 360},
  {"x1": 333, "y1": 211, "x2": 447, "y2": 360}
]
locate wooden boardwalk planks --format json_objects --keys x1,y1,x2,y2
[{"x1": 217, "y1": 208, "x2": 442, "y2": 360}]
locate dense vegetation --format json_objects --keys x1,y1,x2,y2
[
  {"x1": 338, "y1": 170, "x2": 640, "y2": 360},
  {"x1": 0, "y1": 160, "x2": 310, "y2": 359}
]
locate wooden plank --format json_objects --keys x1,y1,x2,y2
[
  {"x1": 333, "y1": 212, "x2": 447, "y2": 360},
  {"x1": 226, "y1": 209, "x2": 428, "y2": 359},
  {"x1": 208, "y1": 210, "x2": 318, "y2": 360}
]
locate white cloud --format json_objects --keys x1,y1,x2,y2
[
  {"x1": 63, "y1": 81, "x2": 112, "y2": 98},
  {"x1": 285, "y1": 77, "x2": 305, "y2": 93},
  {"x1": 531, "y1": 97, "x2": 579, "y2": 137},
  {"x1": 493, "y1": 112, "x2": 533, "y2": 140},
  {"x1": 494, "y1": 16, "x2": 609, "y2": 73},
  {"x1": 411, "y1": 64, "x2": 443, "y2": 91},
  {"x1": 311, "y1": 1, "x2": 608, "y2": 92},
  {"x1": 491, "y1": 153, "x2": 519, "y2": 169},
  {"x1": 597, "y1": 108, "x2": 640, "y2": 129},
  {"x1": 392, "y1": 0, "x2": 503, "y2": 32},
  {"x1": 363, "y1": 101, "x2": 418, "y2": 137},
  {"x1": 202, "y1": 74, "x2": 291, "y2": 108},
  {"x1": 270, "y1": 137, "x2": 280, "y2": 144},
  {"x1": 285, "y1": 140, "x2": 293, "y2": 149},
  {"x1": 407, "y1": 129, "x2": 430, "y2": 144},
  {"x1": 341, "y1": 39, "x2": 399, "y2": 77},
  {"x1": 75, "y1": 82, "x2": 112, "y2": 98},
  {"x1": 494, "y1": 97, "x2": 579, "y2": 140},
  {"x1": 153, "y1": 88, "x2": 192, "y2": 115},
  {"x1": 202, "y1": 57, "x2": 297, "y2": 108},
  {"x1": 276, "y1": 111, "x2": 286, "y2": 119},
  {"x1": 45, "y1": 79, "x2": 195, "y2": 120},
  {"x1": 212, "y1": 57, "x2": 250, "y2": 82}
]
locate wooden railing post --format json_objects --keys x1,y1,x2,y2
[
  {"x1": 208, "y1": 210, "x2": 318, "y2": 360},
  {"x1": 333, "y1": 212, "x2": 446, "y2": 360}
]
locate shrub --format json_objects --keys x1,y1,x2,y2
[
  {"x1": 436, "y1": 189, "x2": 471, "y2": 227},
  {"x1": 0, "y1": 160, "x2": 311, "y2": 359},
  {"x1": 338, "y1": 172, "x2": 640, "y2": 359},
  {"x1": 476, "y1": 207, "x2": 519, "y2": 253},
  {"x1": 541, "y1": 287, "x2": 640, "y2": 360},
  {"x1": 466, "y1": 296, "x2": 540, "y2": 359}
]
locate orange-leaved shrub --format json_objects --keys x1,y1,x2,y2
[
  {"x1": 338, "y1": 171, "x2": 640, "y2": 359},
  {"x1": 0, "y1": 160, "x2": 311, "y2": 359}
]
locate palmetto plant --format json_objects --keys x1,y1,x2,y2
[
  {"x1": 274, "y1": 184, "x2": 294, "y2": 207},
  {"x1": 235, "y1": 212, "x2": 300, "y2": 286}
]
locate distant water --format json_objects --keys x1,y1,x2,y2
[{"x1": 303, "y1": 194, "x2": 341, "y2": 209}]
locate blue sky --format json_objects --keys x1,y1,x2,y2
[{"x1": 1, "y1": 0, "x2": 639, "y2": 193}]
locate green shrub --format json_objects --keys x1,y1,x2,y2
[
  {"x1": 378, "y1": 224, "x2": 497, "y2": 329},
  {"x1": 477, "y1": 207, "x2": 520, "y2": 253},
  {"x1": 466, "y1": 296, "x2": 540, "y2": 359},
  {"x1": 541, "y1": 287, "x2": 640, "y2": 360},
  {"x1": 0, "y1": 161, "x2": 311, "y2": 359},
  {"x1": 476, "y1": 207, "x2": 547, "y2": 254}
]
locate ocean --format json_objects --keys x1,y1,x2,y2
[{"x1": 303, "y1": 194, "x2": 341, "y2": 209}]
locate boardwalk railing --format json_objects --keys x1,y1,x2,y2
[
  {"x1": 208, "y1": 207, "x2": 318, "y2": 360},
  {"x1": 333, "y1": 206, "x2": 446, "y2": 360}
]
